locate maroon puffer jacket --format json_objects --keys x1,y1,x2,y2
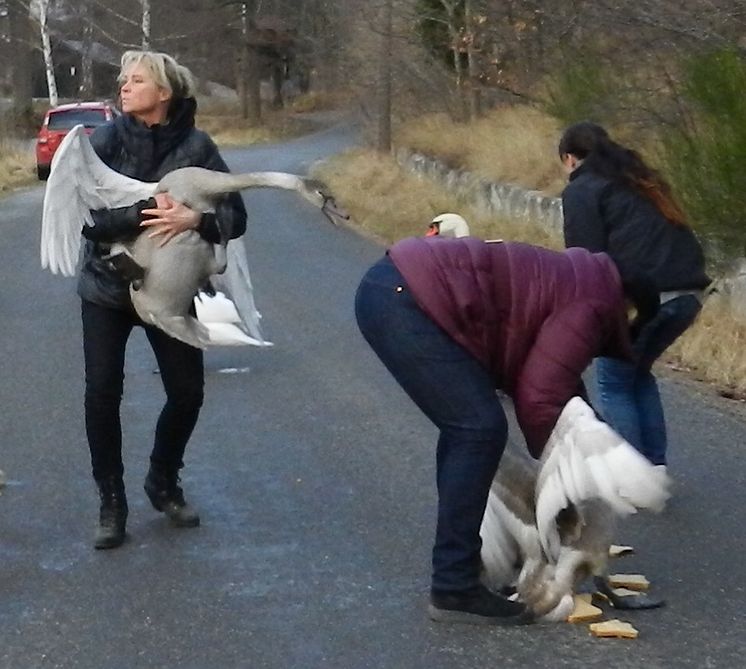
[{"x1": 388, "y1": 237, "x2": 632, "y2": 458}]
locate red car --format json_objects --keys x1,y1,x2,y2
[{"x1": 35, "y1": 101, "x2": 117, "y2": 180}]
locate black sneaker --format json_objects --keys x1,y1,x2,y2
[{"x1": 429, "y1": 585, "x2": 534, "y2": 626}]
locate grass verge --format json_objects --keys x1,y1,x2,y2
[{"x1": 0, "y1": 140, "x2": 35, "y2": 193}]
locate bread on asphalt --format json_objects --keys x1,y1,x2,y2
[
  {"x1": 589, "y1": 619, "x2": 639, "y2": 639},
  {"x1": 567, "y1": 594, "x2": 604, "y2": 623}
]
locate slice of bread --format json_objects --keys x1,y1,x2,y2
[
  {"x1": 611, "y1": 587, "x2": 642, "y2": 598},
  {"x1": 567, "y1": 594, "x2": 604, "y2": 623},
  {"x1": 607, "y1": 573, "x2": 650, "y2": 591},
  {"x1": 589, "y1": 619, "x2": 639, "y2": 639}
]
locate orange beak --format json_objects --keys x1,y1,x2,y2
[{"x1": 426, "y1": 225, "x2": 439, "y2": 237}]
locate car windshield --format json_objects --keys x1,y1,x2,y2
[{"x1": 47, "y1": 109, "x2": 108, "y2": 130}]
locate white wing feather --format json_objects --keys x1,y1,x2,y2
[
  {"x1": 535, "y1": 397, "x2": 670, "y2": 561},
  {"x1": 480, "y1": 489, "x2": 522, "y2": 590},
  {"x1": 41, "y1": 125, "x2": 157, "y2": 276},
  {"x1": 209, "y1": 238, "x2": 273, "y2": 347}
]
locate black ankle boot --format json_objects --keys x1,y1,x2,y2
[
  {"x1": 94, "y1": 476, "x2": 128, "y2": 550},
  {"x1": 144, "y1": 465, "x2": 200, "y2": 528}
]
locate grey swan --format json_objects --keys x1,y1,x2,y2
[{"x1": 41, "y1": 125, "x2": 348, "y2": 349}]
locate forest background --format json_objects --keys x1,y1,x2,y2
[{"x1": 2, "y1": 0, "x2": 746, "y2": 394}]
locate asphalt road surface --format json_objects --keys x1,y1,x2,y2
[{"x1": 1, "y1": 118, "x2": 744, "y2": 668}]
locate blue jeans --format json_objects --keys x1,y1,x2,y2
[
  {"x1": 595, "y1": 294, "x2": 702, "y2": 466},
  {"x1": 355, "y1": 256, "x2": 508, "y2": 592}
]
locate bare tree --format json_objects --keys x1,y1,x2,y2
[
  {"x1": 140, "y1": 0, "x2": 150, "y2": 49},
  {"x1": 464, "y1": 0, "x2": 481, "y2": 118},
  {"x1": 31, "y1": 0, "x2": 58, "y2": 106}
]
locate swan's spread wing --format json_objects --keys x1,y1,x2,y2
[
  {"x1": 535, "y1": 397, "x2": 670, "y2": 561},
  {"x1": 209, "y1": 238, "x2": 273, "y2": 347},
  {"x1": 41, "y1": 124, "x2": 156, "y2": 276}
]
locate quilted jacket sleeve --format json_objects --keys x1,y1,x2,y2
[{"x1": 513, "y1": 301, "x2": 608, "y2": 458}]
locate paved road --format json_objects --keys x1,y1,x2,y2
[{"x1": 1, "y1": 120, "x2": 744, "y2": 668}]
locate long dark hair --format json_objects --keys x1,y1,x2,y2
[{"x1": 558, "y1": 121, "x2": 686, "y2": 226}]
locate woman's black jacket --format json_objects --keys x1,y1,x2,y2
[
  {"x1": 562, "y1": 164, "x2": 710, "y2": 293},
  {"x1": 77, "y1": 98, "x2": 248, "y2": 310}
]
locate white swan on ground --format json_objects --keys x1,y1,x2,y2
[
  {"x1": 426, "y1": 212, "x2": 471, "y2": 238},
  {"x1": 480, "y1": 396, "x2": 670, "y2": 621},
  {"x1": 41, "y1": 125, "x2": 347, "y2": 349}
]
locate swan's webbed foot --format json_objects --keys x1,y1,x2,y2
[{"x1": 593, "y1": 575, "x2": 665, "y2": 610}]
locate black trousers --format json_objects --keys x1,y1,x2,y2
[{"x1": 81, "y1": 299, "x2": 204, "y2": 481}]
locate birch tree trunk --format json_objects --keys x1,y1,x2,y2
[
  {"x1": 33, "y1": 0, "x2": 58, "y2": 107},
  {"x1": 141, "y1": 0, "x2": 151, "y2": 49}
]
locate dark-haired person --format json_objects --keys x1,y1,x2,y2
[
  {"x1": 355, "y1": 236, "x2": 638, "y2": 626},
  {"x1": 79, "y1": 50, "x2": 247, "y2": 549},
  {"x1": 558, "y1": 121, "x2": 711, "y2": 468}
]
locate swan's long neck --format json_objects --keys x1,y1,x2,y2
[
  {"x1": 159, "y1": 168, "x2": 307, "y2": 210},
  {"x1": 217, "y1": 171, "x2": 305, "y2": 193}
]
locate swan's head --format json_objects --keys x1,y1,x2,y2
[
  {"x1": 301, "y1": 178, "x2": 349, "y2": 225},
  {"x1": 427, "y1": 213, "x2": 470, "y2": 238}
]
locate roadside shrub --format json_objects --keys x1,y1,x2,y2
[
  {"x1": 660, "y1": 48, "x2": 746, "y2": 263},
  {"x1": 542, "y1": 54, "x2": 620, "y2": 128}
]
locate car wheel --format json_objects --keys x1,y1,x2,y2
[{"x1": 37, "y1": 164, "x2": 50, "y2": 180}]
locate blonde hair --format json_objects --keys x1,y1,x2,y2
[{"x1": 118, "y1": 50, "x2": 196, "y2": 100}]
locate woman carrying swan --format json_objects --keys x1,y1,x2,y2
[
  {"x1": 65, "y1": 50, "x2": 247, "y2": 549},
  {"x1": 43, "y1": 49, "x2": 347, "y2": 550}
]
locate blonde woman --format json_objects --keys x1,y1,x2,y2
[{"x1": 79, "y1": 51, "x2": 247, "y2": 548}]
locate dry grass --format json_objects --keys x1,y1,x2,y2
[
  {"x1": 395, "y1": 105, "x2": 567, "y2": 195},
  {"x1": 312, "y1": 147, "x2": 558, "y2": 248},
  {"x1": 666, "y1": 300, "x2": 746, "y2": 398},
  {"x1": 0, "y1": 140, "x2": 35, "y2": 193},
  {"x1": 196, "y1": 114, "x2": 279, "y2": 147}
]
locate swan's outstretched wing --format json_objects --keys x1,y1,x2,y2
[
  {"x1": 535, "y1": 397, "x2": 670, "y2": 561},
  {"x1": 209, "y1": 238, "x2": 273, "y2": 347},
  {"x1": 41, "y1": 124, "x2": 156, "y2": 276}
]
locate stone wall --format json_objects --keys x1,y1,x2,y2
[{"x1": 394, "y1": 148, "x2": 564, "y2": 237}]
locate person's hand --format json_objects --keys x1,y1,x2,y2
[{"x1": 140, "y1": 193, "x2": 201, "y2": 246}]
